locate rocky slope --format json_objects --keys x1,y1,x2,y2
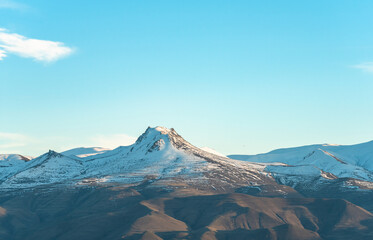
[{"x1": 0, "y1": 185, "x2": 372, "y2": 240}]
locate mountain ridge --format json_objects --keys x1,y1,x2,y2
[
  {"x1": 0, "y1": 127, "x2": 294, "y2": 197},
  {"x1": 1, "y1": 127, "x2": 373, "y2": 239}
]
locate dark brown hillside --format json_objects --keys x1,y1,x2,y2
[{"x1": 0, "y1": 185, "x2": 372, "y2": 240}]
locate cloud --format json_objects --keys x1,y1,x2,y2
[
  {"x1": 0, "y1": 49, "x2": 6, "y2": 60},
  {"x1": 89, "y1": 134, "x2": 137, "y2": 149},
  {"x1": 0, "y1": 132, "x2": 137, "y2": 156},
  {"x1": 0, "y1": 132, "x2": 33, "y2": 151},
  {"x1": 352, "y1": 62, "x2": 373, "y2": 73},
  {"x1": 0, "y1": 0, "x2": 26, "y2": 10},
  {"x1": 0, "y1": 28, "x2": 73, "y2": 62}
]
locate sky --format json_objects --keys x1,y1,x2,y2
[{"x1": 1, "y1": 0, "x2": 373, "y2": 156}]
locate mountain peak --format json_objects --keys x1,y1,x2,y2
[
  {"x1": 45, "y1": 150, "x2": 64, "y2": 159},
  {"x1": 154, "y1": 126, "x2": 172, "y2": 134},
  {"x1": 135, "y1": 126, "x2": 170, "y2": 144},
  {"x1": 132, "y1": 126, "x2": 228, "y2": 160},
  {"x1": 129, "y1": 126, "x2": 174, "y2": 154}
]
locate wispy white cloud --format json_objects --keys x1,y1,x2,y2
[
  {"x1": 0, "y1": 28, "x2": 73, "y2": 62},
  {"x1": 0, "y1": 132, "x2": 137, "y2": 156},
  {"x1": 0, "y1": 0, "x2": 26, "y2": 10},
  {"x1": 352, "y1": 62, "x2": 373, "y2": 74},
  {"x1": 0, "y1": 132, "x2": 33, "y2": 151},
  {"x1": 0, "y1": 49, "x2": 6, "y2": 60}
]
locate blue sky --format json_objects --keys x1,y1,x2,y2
[{"x1": 1, "y1": 0, "x2": 373, "y2": 156}]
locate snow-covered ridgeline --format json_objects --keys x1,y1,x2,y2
[
  {"x1": 0, "y1": 127, "x2": 267, "y2": 189},
  {"x1": 229, "y1": 141, "x2": 373, "y2": 182},
  {"x1": 1, "y1": 126, "x2": 373, "y2": 190}
]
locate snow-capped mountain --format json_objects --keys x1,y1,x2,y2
[
  {"x1": 0, "y1": 154, "x2": 33, "y2": 181},
  {"x1": 0, "y1": 154, "x2": 32, "y2": 162},
  {"x1": 1, "y1": 127, "x2": 373, "y2": 239},
  {"x1": 1, "y1": 151, "x2": 84, "y2": 188},
  {"x1": 2, "y1": 127, "x2": 373, "y2": 196},
  {"x1": 229, "y1": 141, "x2": 373, "y2": 188},
  {"x1": 0, "y1": 127, "x2": 292, "y2": 195}
]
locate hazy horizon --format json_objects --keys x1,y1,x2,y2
[{"x1": 1, "y1": 125, "x2": 373, "y2": 157}]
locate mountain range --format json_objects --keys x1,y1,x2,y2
[{"x1": 1, "y1": 126, "x2": 373, "y2": 240}]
